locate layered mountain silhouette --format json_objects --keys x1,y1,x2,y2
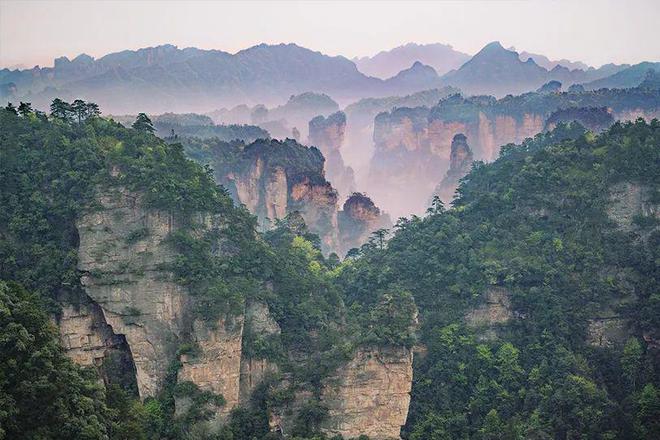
[
  {"x1": 0, "y1": 44, "x2": 379, "y2": 113},
  {"x1": 582, "y1": 62, "x2": 660, "y2": 90},
  {"x1": 353, "y1": 42, "x2": 470, "y2": 78},
  {"x1": 514, "y1": 48, "x2": 591, "y2": 71},
  {"x1": 441, "y1": 41, "x2": 633, "y2": 96},
  {"x1": 1, "y1": 42, "x2": 656, "y2": 114}
]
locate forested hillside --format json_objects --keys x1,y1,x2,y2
[
  {"x1": 0, "y1": 98, "x2": 658, "y2": 439},
  {"x1": 339, "y1": 120, "x2": 660, "y2": 439},
  {"x1": 0, "y1": 101, "x2": 415, "y2": 440}
]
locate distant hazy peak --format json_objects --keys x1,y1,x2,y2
[{"x1": 353, "y1": 42, "x2": 470, "y2": 79}]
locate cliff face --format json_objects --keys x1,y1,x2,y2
[
  {"x1": 464, "y1": 287, "x2": 513, "y2": 342},
  {"x1": 368, "y1": 104, "x2": 544, "y2": 216},
  {"x1": 59, "y1": 185, "x2": 412, "y2": 438},
  {"x1": 431, "y1": 133, "x2": 474, "y2": 204},
  {"x1": 308, "y1": 111, "x2": 356, "y2": 200},
  {"x1": 215, "y1": 139, "x2": 340, "y2": 253},
  {"x1": 320, "y1": 347, "x2": 413, "y2": 439},
  {"x1": 74, "y1": 187, "x2": 188, "y2": 398},
  {"x1": 367, "y1": 91, "x2": 659, "y2": 217},
  {"x1": 337, "y1": 193, "x2": 392, "y2": 257}
]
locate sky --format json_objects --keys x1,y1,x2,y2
[{"x1": 1, "y1": 0, "x2": 659, "y2": 69}]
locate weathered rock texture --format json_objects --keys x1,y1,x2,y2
[
  {"x1": 178, "y1": 317, "x2": 245, "y2": 422},
  {"x1": 368, "y1": 92, "x2": 660, "y2": 217},
  {"x1": 268, "y1": 346, "x2": 414, "y2": 440},
  {"x1": 465, "y1": 287, "x2": 513, "y2": 341},
  {"x1": 431, "y1": 133, "x2": 474, "y2": 204},
  {"x1": 320, "y1": 347, "x2": 413, "y2": 440},
  {"x1": 213, "y1": 139, "x2": 340, "y2": 253},
  {"x1": 239, "y1": 301, "x2": 280, "y2": 403},
  {"x1": 608, "y1": 182, "x2": 659, "y2": 234},
  {"x1": 61, "y1": 186, "x2": 412, "y2": 437},
  {"x1": 337, "y1": 193, "x2": 392, "y2": 257},
  {"x1": 76, "y1": 187, "x2": 188, "y2": 398},
  {"x1": 308, "y1": 111, "x2": 356, "y2": 199}
]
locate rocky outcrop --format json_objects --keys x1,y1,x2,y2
[
  {"x1": 76, "y1": 187, "x2": 189, "y2": 398},
  {"x1": 431, "y1": 133, "x2": 474, "y2": 204},
  {"x1": 268, "y1": 346, "x2": 414, "y2": 440},
  {"x1": 57, "y1": 295, "x2": 138, "y2": 390},
  {"x1": 213, "y1": 138, "x2": 340, "y2": 254},
  {"x1": 465, "y1": 287, "x2": 513, "y2": 341},
  {"x1": 337, "y1": 193, "x2": 391, "y2": 256},
  {"x1": 367, "y1": 89, "x2": 659, "y2": 217},
  {"x1": 587, "y1": 313, "x2": 630, "y2": 348},
  {"x1": 239, "y1": 301, "x2": 280, "y2": 403},
  {"x1": 177, "y1": 316, "x2": 244, "y2": 423},
  {"x1": 320, "y1": 347, "x2": 413, "y2": 440},
  {"x1": 608, "y1": 181, "x2": 659, "y2": 242},
  {"x1": 61, "y1": 184, "x2": 414, "y2": 438},
  {"x1": 308, "y1": 111, "x2": 356, "y2": 199},
  {"x1": 368, "y1": 98, "x2": 545, "y2": 216},
  {"x1": 545, "y1": 106, "x2": 614, "y2": 132}
]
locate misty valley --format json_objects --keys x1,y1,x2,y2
[{"x1": 1, "y1": 9, "x2": 660, "y2": 440}]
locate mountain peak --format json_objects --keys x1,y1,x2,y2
[{"x1": 481, "y1": 41, "x2": 506, "y2": 53}]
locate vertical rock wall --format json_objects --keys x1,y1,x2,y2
[{"x1": 320, "y1": 347, "x2": 414, "y2": 440}]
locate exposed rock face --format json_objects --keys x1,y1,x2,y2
[
  {"x1": 368, "y1": 100, "x2": 544, "y2": 216},
  {"x1": 367, "y1": 90, "x2": 659, "y2": 217},
  {"x1": 215, "y1": 139, "x2": 340, "y2": 254},
  {"x1": 57, "y1": 295, "x2": 138, "y2": 390},
  {"x1": 587, "y1": 314, "x2": 630, "y2": 348},
  {"x1": 308, "y1": 111, "x2": 356, "y2": 199},
  {"x1": 465, "y1": 287, "x2": 513, "y2": 341},
  {"x1": 320, "y1": 347, "x2": 413, "y2": 440},
  {"x1": 431, "y1": 133, "x2": 474, "y2": 204},
  {"x1": 62, "y1": 185, "x2": 414, "y2": 438},
  {"x1": 239, "y1": 301, "x2": 280, "y2": 403},
  {"x1": 58, "y1": 297, "x2": 123, "y2": 369},
  {"x1": 608, "y1": 181, "x2": 659, "y2": 238},
  {"x1": 178, "y1": 316, "x2": 244, "y2": 423},
  {"x1": 289, "y1": 178, "x2": 339, "y2": 252},
  {"x1": 337, "y1": 193, "x2": 392, "y2": 256},
  {"x1": 76, "y1": 187, "x2": 188, "y2": 397}
]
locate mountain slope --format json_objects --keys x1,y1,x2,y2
[
  {"x1": 515, "y1": 48, "x2": 590, "y2": 70},
  {"x1": 583, "y1": 62, "x2": 660, "y2": 90},
  {"x1": 442, "y1": 41, "x2": 549, "y2": 96}
]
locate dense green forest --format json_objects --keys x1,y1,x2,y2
[{"x1": 1, "y1": 99, "x2": 659, "y2": 439}]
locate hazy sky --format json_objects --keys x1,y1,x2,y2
[{"x1": 1, "y1": 0, "x2": 659, "y2": 69}]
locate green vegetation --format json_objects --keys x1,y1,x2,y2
[
  {"x1": 0, "y1": 280, "x2": 110, "y2": 439},
  {"x1": 2, "y1": 96, "x2": 658, "y2": 439},
  {"x1": 0, "y1": 101, "x2": 413, "y2": 439},
  {"x1": 338, "y1": 120, "x2": 660, "y2": 439}
]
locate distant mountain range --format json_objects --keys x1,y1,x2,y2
[
  {"x1": 513, "y1": 48, "x2": 591, "y2": 71},
  {"x1": 582, "y1": 62, "x2": 660, "y2": 90},
  {"x1": 353, "y1": 42, "x2": 471, "y2": 78},
  {"x1": 441, "y1": 42, "x2": 635, "y2": 96},
  {"x1": 1, "y1": 42, "x2": 657, "y2": 114}
]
